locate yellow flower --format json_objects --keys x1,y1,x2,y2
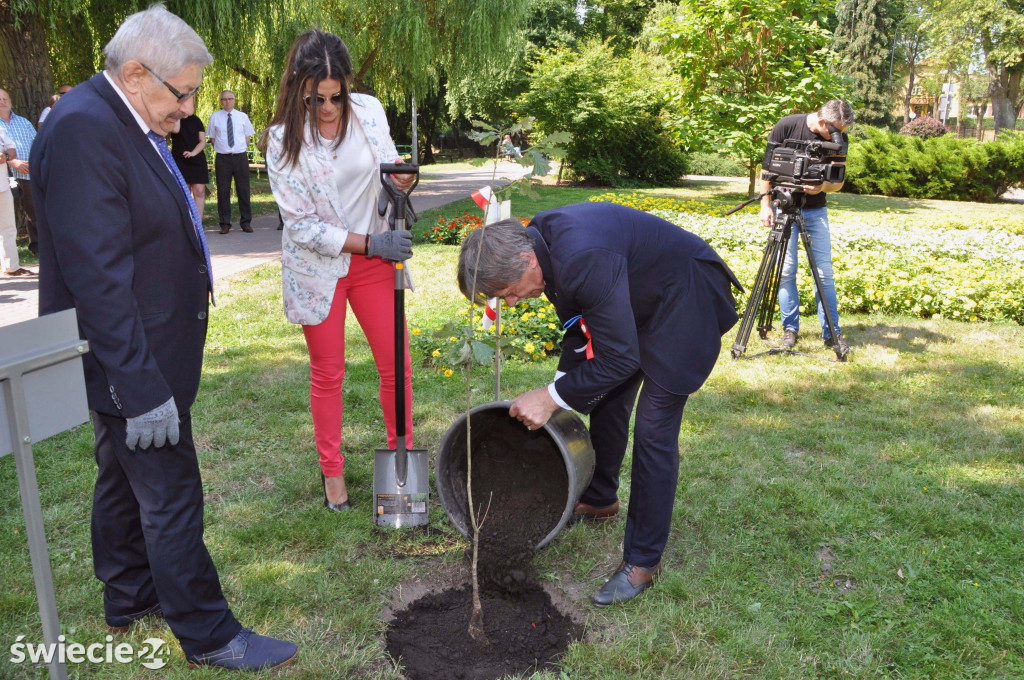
[
  {"x1": 544, "y1": 342, "x2": 555, "y2": 351},
  {"x1": 449, "y1": 336, "x2": 458, "y2": 342},
  {"x1": 444, "y1": 369, "x2": 453, "y2": 377},
  {"x1": 548, "y1": 323, "x2": 556, "y2": 329},
  {"x1": 532, "y1": 354, "x2": 540, "y2": 360},
  {"x1": 411, "y1": 327, "x2": 421, "y2": 335},
  {"x1": 432, "y1": 349, "x2": 440, "y2": 357},
  {"x1": 524, "y1": 342, "x2": 535, "y2": 353}
]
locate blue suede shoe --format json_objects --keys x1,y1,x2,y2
[
  {"x1": 187, "y1": 628, "x2": 297, "y2": 670},
  {"x1": 591, "y1": 561, "x2": 661, "y2": 607}
]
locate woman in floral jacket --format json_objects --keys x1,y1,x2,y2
[{"x1": 264, "y1": 28, "x2": 415, "y2": 513}]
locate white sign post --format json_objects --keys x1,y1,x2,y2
[{"x1": 1, "y1": 309, "x2": 91, "y2": 680}]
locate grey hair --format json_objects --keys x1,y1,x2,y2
[
  {"x1": 457, "y1": 218, "x2": 533, "y2": 300},
  {"x1": 104, "y1": 4, "x2": 212, "y2": 77},
  {"x1": 819, "y1": 100, "x2": 855, "y2": 127}
]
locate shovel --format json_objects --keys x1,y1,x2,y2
[{"x1": 373, "y1": 160, "x2": 429, "y2": 528}]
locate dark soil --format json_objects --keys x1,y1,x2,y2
[{"x1": 385, "y1": 411, "x2": 584, "y2": 680}]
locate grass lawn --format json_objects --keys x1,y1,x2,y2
[{"x1": 3, "y1": 182, "x2": 1024, "y2": 679}]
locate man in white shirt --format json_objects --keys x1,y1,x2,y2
[
  {"x1": 0, "y1": 127, "x2": 31, "y2": 276},
  {"x1": 207, "y1": 91, "x2": 255, "y2": 233}
]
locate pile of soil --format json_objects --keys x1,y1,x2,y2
[{"x1": 385, "y1": 411, "x2": 585, "y2": 680}]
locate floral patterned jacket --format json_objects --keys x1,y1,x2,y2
[{"x1": 266, "y1": 93, "x2": 406, "y2": 325}]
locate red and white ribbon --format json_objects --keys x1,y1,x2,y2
[{"x1": 482, "y1": 297, "x2": 499, "y2": 330}]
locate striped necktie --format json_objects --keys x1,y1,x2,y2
[
  {"x1": 227, "y1": 112, "x2": 234, "y2": 148},
  {"x1": 146, "y1": 131, "x2": 215, "y2": 302}
]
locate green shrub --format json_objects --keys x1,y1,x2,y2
[
  {"x1": 845, "y1": 126, "x2": 1024, "y2": 201},
  {"x1": 899, "y1": 115, "x2": 948, "y2": 139},
  {"x1": 686, "y1": 152, "x2": 747, "y2": 177},
  {"x1": 516, "y1": 41, "x2": 688, "y2": 186}
]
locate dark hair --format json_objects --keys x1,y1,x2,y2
[{"x1": 259, "y1": 28, "x2": 353, "y2": 167}]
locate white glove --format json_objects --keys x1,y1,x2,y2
[{"x1": 125, "y1": 397, "x2": 180, "y2": 450}]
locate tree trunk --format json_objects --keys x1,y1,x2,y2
[
  {"x1": 0, "y1": 5, "x2": 55, "y2": 126},
  {"x1": 955, "y1": 93, "x2": 965, "y2": 137},
  {"x1": 976, "y1": 103, "x2": 987, "y2": 140},
  {"x1": 904, "y1": 60, "x2": 916, "y2": 126},
  {"x1": 987, "y1": 64, "x2": 1023, "y2": 135},
  {"x1": 747, "y1": 164, "x2": 757, "y2": 197}
]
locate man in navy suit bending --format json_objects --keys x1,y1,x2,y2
[
  {"x1": 458, "y1": 202, "x2": 741, "y2": 606},
  {"x1": 32, "y1": 5, "x2": 295, "y2": 670}
]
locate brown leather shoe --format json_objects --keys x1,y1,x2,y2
[
  {"x1": 4, "y1": 267, "x2": 34, "y2": 277},
  {"x1": 241, "y1": 224, "x2": 253, "y2": 233},
  {"x1": 219, "y1": 226, "x2": 231, "y2": 234},
  {"x1": 592, "y1": 561, "x2": 661, "y2": 607},
  {"x1": 569, "y1": 500, "x2": 619, "y2": 525}
]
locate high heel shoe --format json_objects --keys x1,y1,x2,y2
[{"x1": 321, "y1": 472, "x2": 352, "y2": 512}]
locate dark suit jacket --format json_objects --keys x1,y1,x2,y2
[
  {"x1": 31, "y1": 73, "x2": 211, "y2": 418},
  {"x1": 530, "y1": 203, "x2": 741, "y2": 414}
]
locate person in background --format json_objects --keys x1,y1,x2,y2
[
  {"x1": 1, "y1": 126, "x2": 30, "y2": 276},
  {"x1": 208, "y1": 90, "x2": 254, "y2": 233},
  {"x1": 458, "y1": 203, "x2": 742, "y2": 606},
  {"x1": 170, "y1": 112, "x2": 209, "y2": 221},
  {"x1": 263, "y1": 28, "x2": 415, "y2": 513},
  {"x1": 38, "y1": 85, "x2": 73, "y2": 127},
  {"x1": 31, "y1": 5, "x2": 296, "y2": 669},
  {"x1": 760, "y1": 100, "x2": 854, "y2": 354},
  {"x1": 0, "y1": 88, "x2": 40, "y2": 254},
  {"x1": 502, "y1": 133, "x2": 522, "y2": 159}
]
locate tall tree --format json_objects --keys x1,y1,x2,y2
[
  {"x1": 3, "y1": 0, "x2": 530, "y2": 131},
  {"x1": 831, "y1": 0, "x2": 899, "y2": 127},
  {"x1": 0, "y1": 1, "x2": 56, "y2": 124},
  {"x1": 925, "y1": 0, "x2": 1024, "y2": 133},
  {"x1": 653, "y1": 0, "x2": 848, "y2": 193}
]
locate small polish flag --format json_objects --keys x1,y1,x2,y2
[
  {"x1": 471, "y1": 186, "x2": 497, "y2": 212},
  {"x1": 481, "y1": 298, "x2": 499, "y2": 330}
]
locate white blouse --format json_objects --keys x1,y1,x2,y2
[{"x1": 330, "y1": 117, "x2": 387, "y2": 236}]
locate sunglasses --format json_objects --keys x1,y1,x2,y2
[
  {"x1": 140, "y1": 63, "x2": 201, "y2": 103},
  {"x1": 303, "y1": 92, "x2": 345, "y2": 108}
]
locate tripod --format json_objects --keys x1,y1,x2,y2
[{"x1": 727, "y1": 186, "x2": 848, "y2": 362}]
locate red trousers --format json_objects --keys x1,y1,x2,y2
[{"x1": 302, "y1": 255, "x2": 413, "y2": 477}]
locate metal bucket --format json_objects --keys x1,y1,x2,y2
[{"x1": 435, "y1": 401, "x2": 595, "y2": 550}]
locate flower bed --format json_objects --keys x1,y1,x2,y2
[
  {"x1": 412, "y1": 195, "x2": 1023, "y2": 375},
  {"x1": 411, "y1": 297, "x2": 563, "y2": 371},
  {"x1": 648, "y1": 209, "x2": 1024, "y2": 324}
]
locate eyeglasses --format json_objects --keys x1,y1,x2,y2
[
  {"x1": 303, "y1": 92, "x2": 345, "y2": 108},
  {"x1": 141, "y1": 63, "x2": 201, "y2": 103}
]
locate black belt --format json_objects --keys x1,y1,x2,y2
[{"x1": 218, "y1": 152, "x2": 247, "y2": 156}]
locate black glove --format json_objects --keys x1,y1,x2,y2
[
  {"x1": 125, "y1": 397, "x2": 180, "y2": 450},
  {"x1": 367, "y1": 230, "x2": 413, "y2": 262}
]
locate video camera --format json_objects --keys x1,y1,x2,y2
[{"x1": 761, "y1": 126, "x2": 847, "y2": 187}]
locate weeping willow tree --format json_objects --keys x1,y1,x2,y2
[{"x1": 3, "y1": 0, "x2": 529, "y2": 127}]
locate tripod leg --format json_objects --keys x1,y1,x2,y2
[
  {"x1": 731, "y1": 222, "x2": 789, "y2": 359},
  {"x1": 755, "y1": 215, "x2": 791, "y2": 339},
  {"x1": 797, "y1": 215, "x2": 846, "y2": 361}
]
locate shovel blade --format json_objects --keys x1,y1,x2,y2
[{"x1": 373, "y1": 448, "x2": 430, "y2": 528}]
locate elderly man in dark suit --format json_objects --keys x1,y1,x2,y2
[
  {"x1": 458, "y1": 202, "x2": 741, "y2": 606},
  {"x1": 31, "y1": 6, "x2": 296, "y2": 670}
]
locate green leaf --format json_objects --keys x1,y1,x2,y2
[{"x1": 471, "y1": 340, "x2": 495, "y2": 364}]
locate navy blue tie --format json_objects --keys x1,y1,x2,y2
[{"x1": 147, "y1": 131, "x2": 215, "y2": 302}]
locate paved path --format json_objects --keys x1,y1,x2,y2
[{"x1": 0, "y1": 162, "x2": 529, "y2": 328}]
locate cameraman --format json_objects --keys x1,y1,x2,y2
[{"x1": 759, "y1": 100, "x2": 853, "y2": 353}]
